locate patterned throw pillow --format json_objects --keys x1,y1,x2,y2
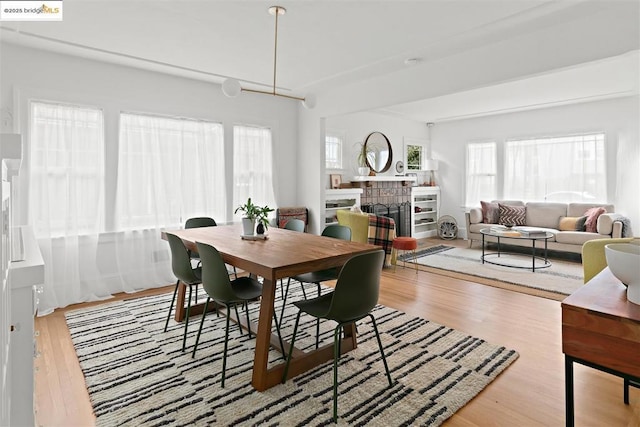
[
  {"x1": 480, "y1": 201, "x2": 499, "y2": 223},
  {"x1": 498, "y1": 204, "x2": 526, "y2": 226},
  {"x1": 584, "y1": 207, "x2": 606, "y2": 233}
]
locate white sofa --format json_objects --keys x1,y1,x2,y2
[{"x1": 465, "y1": 201, "x2": 626, "y2": 254}]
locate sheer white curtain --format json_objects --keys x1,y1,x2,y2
[
  {"x1": 504, "y1": 134, "x2": 606, "y2": 202},
  {"x1": 465, "y1": 142, "x2": 497, "y2": 206},
  {"x1": 232, "y1": 125, "x2": 277, "y2": 217},
  {"x1": 29, "y1": 101, "x2": 112, "y2": 314},
  {"x1": 115, "y1": 113, "x2": 225, "y2": 289}
]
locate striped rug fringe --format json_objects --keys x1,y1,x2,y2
[{"x1": 65, "y1": 281, "x2": 518, "y2": 426}]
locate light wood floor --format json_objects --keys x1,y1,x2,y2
[{"x1": 34, "y1": 238, "x2": 640, "y2": 426}]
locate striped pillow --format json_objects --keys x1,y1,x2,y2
[{"x1": 498, "y1": 204, "x2": 526, "y2": 226}]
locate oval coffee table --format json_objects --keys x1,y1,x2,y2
[{"x1": 480, "y1": 227, "x2": 553, "y2": 272}]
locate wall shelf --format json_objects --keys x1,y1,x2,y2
[
  {"x1": 411, "y1": 186, "x2": 441, "y2": 238},
  {"x1": 324, "y1": 188, "x2": 363, "y2": 226}
]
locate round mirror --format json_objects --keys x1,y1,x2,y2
[{"x1": 364, "y1": 131, "x2": 392, "y2": 173}]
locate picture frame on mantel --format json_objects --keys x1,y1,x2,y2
[{"x1": 330, "y1": 174, "x2": 342, "y2": 189}]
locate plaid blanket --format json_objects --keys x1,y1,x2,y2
[
  {"x1": 276, "y1": 207, "x2": 308, "y2": 230},
  {"x1": 368, "y1": 214, "x2": 396, "y2": 266}
]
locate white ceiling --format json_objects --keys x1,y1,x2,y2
[{"x1": 1, "y1": 0, "x2": 638, "y2": 122}]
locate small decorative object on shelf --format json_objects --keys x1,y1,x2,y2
[
  {"x1": 437, "y1": 215, "x2": 458, "y2": 240},
  {"x1": 235, "y1": 197, "x2": 274, "y2": 236}
]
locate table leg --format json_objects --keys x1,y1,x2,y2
[
  {"x1": 252, "y1": 276, "x2": 277, "y2": 391},
  {"x1": 532, "y1": 239, "x2": 536, "y2": 272},
  {"x1": 174, "y1": 282, "x2": 186, "y2": 322},
  {"x1": 565, "y1": 356, "x2": 575, "y2": 427},
  {"x1": 482, "y1": 233, "x2": 485, "y2": 264},
  {"x1": 544, "y1": 238, "x2": 549, "y2": 264}
]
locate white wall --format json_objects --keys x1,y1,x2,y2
[
  {"x1": 0, "y1": 42, "x2": 300, "y2": 226},
  {"x1": 431, "y1": 96, "x2": 640, "y2": 237}
]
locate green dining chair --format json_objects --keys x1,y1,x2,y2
[
  {"x1": 192, "y1": 241, "x2": 285, "y2": 387},
  {"x1": 164, "y1": 233, "x2": 203, "y2": 352},
  {"x1": 184, "y1": 216, "x2": 237, "y2": 279},
  {"x1": 279, "y1": 225, "x2": 352, "y2": 339},
  {"x1": 283, "y1": 218, "x2": 305, "y2": 232},
  {"x1": 282, "y1": 249, "x2": 393, "y2": 422},
  {"x1": 276, "y1": 217, "x2": 307, "y2": 301}
]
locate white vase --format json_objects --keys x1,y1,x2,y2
[
  {"x1": 605, "y1": 243, "x2": 640, "y2": 305},
  {"x1": 241, "y1": 218, "x2": 256, "y2": 236},
  {"x1": 358, "y1": 166, "x2": 370, "y2": 176}
]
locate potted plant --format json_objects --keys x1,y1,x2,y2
[
  {"x1": 355, "y1": 142, "x2": 370, "y2": 176},
  {"x1": 235, "y1": 198, "x2": 274, "y2": 235}
]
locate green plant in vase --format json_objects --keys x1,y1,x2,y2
[
  {"x1": 235, "y1": 198, "x2": 274, "y2": 235},
  {"x1": 355, "y1": 142, "x2": 370, "y2": 176}
]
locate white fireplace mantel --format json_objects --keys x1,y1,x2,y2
[{"x1": 351, "y1": 175, "x2": 417, "y2": 182}]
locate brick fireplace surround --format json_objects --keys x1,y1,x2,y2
[{"x1": 352, "y1": 180, "x2": 412, "y2": 236}]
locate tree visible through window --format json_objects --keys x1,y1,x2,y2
[{"x1": 406, "y1": 145, "x2": 422, "y2": 170}]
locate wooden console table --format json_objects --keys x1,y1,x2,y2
[{"x1": 561, "y1": 267, "x2": 640, "y2": 427}]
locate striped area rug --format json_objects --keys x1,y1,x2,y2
[{"x1": 65, "y1": 282, "x2": 518, "y2": 426}]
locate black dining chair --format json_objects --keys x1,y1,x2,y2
[
  {"x1": 192, "y1": 241, "x2": 285, "y2": 387},
  {"x1": 281, "y1": 249, "x2": 393, "y2": 422},
  {"x1": 279, "y1": 225, "x2": 352, "y2": 335},
  {"x1": 164, "y1": 233, "x2": 203, "y2": 352}
]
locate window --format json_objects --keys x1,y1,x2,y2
[
  {"x1": 406, "y1": 145, "x2": 423, "y2": 171},
  {"x1": 233, "y1": 125, "x2": 277, "y2": 217},
  {"x1": 465, "y1": 142, "x2": 497, "y2": 207},
  {"x1": 117, "y1": 113, "x2": 225, "y2": 229},
  {"x1": 504, "y1": 133, "x2": 606, "y2": 202},
  {"x1": 29, "y1": 101, "x2": 105, "y2": 237},
  {"x1": 325, "y1": 131, "x2": 343, "y2": 169}
]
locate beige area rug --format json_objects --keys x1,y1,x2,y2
[
  {"x1": 410, "y1": 246, "x2": 583, "y2": 300},
  {"x1": 65, "y1": 283, "x2": 518, "y2": 426}
]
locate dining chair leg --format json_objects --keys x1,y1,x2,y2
[
  {"x1": 282, "y1": 311, "x2": 302, "y2": 383},
  {"x1": 368, "y1": 314, "x2": 393, "y2": 387},
  {"x1": 164, "y1": 279, "x2": 180, "y2": 332},
  {"x1": 272, "y1": 311, "x2": 286, "y2": 360},
  {"x1": 244, "y1": 302, "x2": 252, "y2": 339},
  {"x1": 315, "y1": 283, "x2": 321, "y2": 349},
  {"x1": 234, "y1": 305, "x2": 243, "y2": 336},
  {"x1": 191, "y1": 297, "x2": 210, "y2": 358},
  {"x1": 332, "y1": 325, "x2": 341, "y2": 423},
  {"x1": 279, "y1": 278, "x2": 293, "y2": 326},
  {"x1": 182, "y1": 285, "x2": 193, "y2": 352},
  {"x1": 221, "y1": 305, "x2": 231, "y2": 388}
]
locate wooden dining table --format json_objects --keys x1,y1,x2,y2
[{"x1": 161, "y1": 224, "x2": 380, "y2": 391}]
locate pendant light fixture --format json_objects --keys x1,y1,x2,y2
[{"x1": 221, "y1": 5, "x2": 316, "y2": 109}]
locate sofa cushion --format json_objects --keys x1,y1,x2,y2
[
  {"x1": 567, "y1": 203, "x2": 614, "y2": 217},
  {"x1": 499, "y1": 204, "x2": 526, "y2": 225},
  {"x1": 469, "y1": 208, "x2": 483, "y2": 224},
  {"x1": 480, "y1": 201, "x2": 499, "y2": 223},
  {"x1": 525, "y1": 202, "x2": 567, "y2": 228},
  {"x1": 584, "y1": 207, "x2": 606, "y2": 233},
  {"x1": 558, "y1": 216, "x2": 587, "y2": 231},
  {"x1": 555, "y1": 231, "x2": 603, "y2": 246}
]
